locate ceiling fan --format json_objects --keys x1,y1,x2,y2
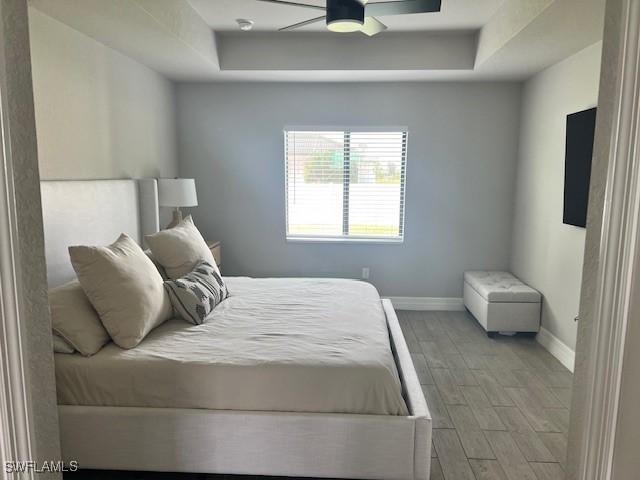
[{"x1": 255, "y1": 0, "x2": 442, "y2": 37}]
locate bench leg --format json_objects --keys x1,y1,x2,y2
[{"x1": 519, "y1": 331, "x2": 538, "y2": 338}]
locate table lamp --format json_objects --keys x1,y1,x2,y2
[{"x1": 158, "y1": 178, "x2": 198, "y2": 229}]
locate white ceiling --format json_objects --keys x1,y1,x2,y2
[
  {"x1": 188, "y1": 0, "x2": 506, "y2": 32},
  {"x1": 28, "y1": 0, "x2": 606, "y2": 82}
]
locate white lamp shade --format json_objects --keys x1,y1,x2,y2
[{"x1": 158, "y1": 178, "x2": 198, "y2": 208}]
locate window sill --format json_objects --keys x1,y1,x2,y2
[{"x1": 286, "y1": 236, "x2": 404, "y2": 245}]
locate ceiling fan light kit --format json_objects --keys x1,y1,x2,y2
[{"x1": 326, "y1": 0, "x2": 365, "y2": 33}]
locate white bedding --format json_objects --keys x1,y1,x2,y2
[{"x1": 55, "y1": 277, "x2": 408, "y2": 416}]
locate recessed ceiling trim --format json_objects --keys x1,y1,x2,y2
[
  {"x1": 218, "y1": 31, "x2": 477, "y2": 71},
  {"x1": 29, "y1": 0, "x2": 221, "y2": 79},
  {"x1": 476, "y1": 0, "x2": 553, "y2": 66}
]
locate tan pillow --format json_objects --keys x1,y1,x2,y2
[
  {"x1": 53, "y1": 333, "x2": 76, "y2": 354},
  {"x1": 49, "y1": 280, "x2": 110, "y2": 356},
  {"x1": 144, "y1": 249, "x2": 168, "y2": 280},
  {"x1": 69, "y1": 234, "x2": 172, "y2": 349},
  {"x1": 145, "y1": 215, "x2": 217, "y2": 280}
]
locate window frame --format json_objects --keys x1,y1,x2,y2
[{"x1": 284, "y1": 126, "x2": 408, "y2": 244}]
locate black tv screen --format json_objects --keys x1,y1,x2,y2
[{"x1": 564, "y1": 107, "x2": 597, "y2": 228}]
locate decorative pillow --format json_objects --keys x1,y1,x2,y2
[
  {"x1": 49, "y1": 280, "x2": 110, "y2": 356},
  {"x1": 69, "y1": 234, "x2": 172, "y2": 349},
  {"x1": 164, "y1": 261, "x2": 229, "y2": 325},
  {"x1": 145, "y1": 215, "x2": 217, "y2": 280},
  {"x1": 53, "y1": 333, "x2": 75, "y2": 354},
  {"x1": 144, "y1": 249, "x2": 168, "y2": 280}
]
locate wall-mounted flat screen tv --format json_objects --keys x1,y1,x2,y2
[{"x1": 564, "y1": 107, "x2": 597, "y2": 228}]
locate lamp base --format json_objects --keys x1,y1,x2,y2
[{"x1": 165, "y1": 208, "x2": 183, "y2": 229}]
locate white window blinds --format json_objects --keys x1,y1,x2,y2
[{"x1": 285, "y1": 128, "x2": 408, "y2": 241}]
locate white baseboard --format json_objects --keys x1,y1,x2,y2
[
  {"x1": 536, "y1": 327, "x2": 575, "y2": 373},
  {"x1": 386, "y1": 297, "x2": 465, "y2": 311}
]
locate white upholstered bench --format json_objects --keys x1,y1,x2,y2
[{"x1": 463, "y1": 271, "x2": 541, "y2": 337}]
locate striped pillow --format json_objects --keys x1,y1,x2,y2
[{"x1": 164, "y1": 261, "x2": 229, "y2": 325}]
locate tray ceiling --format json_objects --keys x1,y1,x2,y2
[{"x1": 28, "y1": 0, "x2": 606, "y2": 82}]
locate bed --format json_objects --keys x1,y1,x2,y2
[{"x1": 41, "y1": 179, "x2": 432, "y2": 480}]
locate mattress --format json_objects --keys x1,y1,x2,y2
[{"x1": 55, "y1": 277, "x2": 408, "y2": 416}]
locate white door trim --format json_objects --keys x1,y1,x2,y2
[
  {"x1": 575, "y1": 0, "x2": 640, "y2": 478},
  {"x1": 0, "y1": 107, "x2": 35, "y2": 479},
  {"x1": 0, "y1": 0, "x2": 35, "y2": 476}
]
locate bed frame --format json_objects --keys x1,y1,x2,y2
[{"x1": 41, "y1": 179, "x2": 432, "y2": 480}]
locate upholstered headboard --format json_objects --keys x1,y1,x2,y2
[{"x1": 41, "y1": 179, "x2": 160, "y2": 288}]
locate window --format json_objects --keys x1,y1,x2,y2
[{"x1": 285, "y1": 128, "x2": 407, "y2": 242}]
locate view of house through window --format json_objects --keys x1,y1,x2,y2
[{"x1": 285, "y1": 128, "x2": 407, "y2": 241}]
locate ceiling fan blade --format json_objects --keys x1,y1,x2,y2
[
  {"x1": 359, "y1": 16, "x2": 387, "y2": 36},
  {"x1": 365, "y1": 0, "x2": 441, "y2": 16},
  {"x1": 255, "y1": 0, "x2": 325, "y2": 11},
  {"x1": 279, "y1": 15, "x2": 327, "y2": 31}
]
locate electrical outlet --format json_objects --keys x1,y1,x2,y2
[{"x1": 361, "y1": 267, "x2": 370, "y2": 280}]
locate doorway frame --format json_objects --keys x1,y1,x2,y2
[
  {"x1": 568, "y1": 0, "x2": 640, "y2": 478},
  {"x1": 0, "y1": 0, "x2": 35, "y2": 474},
  {"x1": 0, "y1": 0, "x2": 61, "y2": 476}
]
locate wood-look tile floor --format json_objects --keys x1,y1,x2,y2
[
  {"x1": 65, "y1": 310, "x2": 572, "y2": 480},
  {"x1": 401, "y1": 310, "x2": 572, "y2": 480}
]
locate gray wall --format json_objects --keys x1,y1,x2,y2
[
  {"x1": 176, "y1": 82, "x2": 522, "y2": 297},
  {"x1": 510, "y1": 43, "x2": 602, "y2": 350},
  {"x1": 29, "y1": 9, "x2": 178, "y2": 180}
]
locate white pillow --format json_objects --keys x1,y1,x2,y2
[
  {"x1": 49, "y1": 280, "x2": 110, "y2": 356},
  {"x1": 144, "y1": 249, "x2": 168, "y2": 280},
  {"x1": 145, "y1": 215, "x2": 217, "y2": 280},
  {"x1": 69, "y1": 234, "x2": 172, "y2": 349},
  {"x1": 53, "y1": 333, "x2": 75, "y2": 354}
]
